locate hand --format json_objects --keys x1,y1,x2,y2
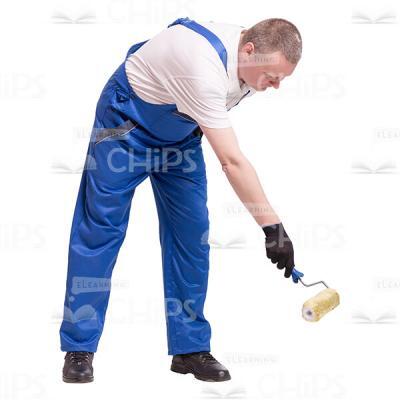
[{"x1": 262, "y1": 222, "x2": 295, "y2": 278}]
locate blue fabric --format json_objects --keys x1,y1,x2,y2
[{"x1": 59, "y1": 17, "x2": 227, "y2": 355}]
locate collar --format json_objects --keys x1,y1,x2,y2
[{"x1": 227, "y1": 26, "x2": 255, "y2": 95}]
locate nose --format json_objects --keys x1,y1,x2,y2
[{"x1": 271, "y1": 81, "x2": 280, "y2": 89}]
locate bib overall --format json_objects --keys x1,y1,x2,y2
[{"x1": 59, "y1": 17, "x2": 233, "y2": 355}]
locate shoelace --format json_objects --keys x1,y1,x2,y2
[
  {"x1": 66, "y1": 351, "x2": 92, "y2": 364},
  {"x1": 198, "y1": 352, "x2": 218, "y2": 363}
]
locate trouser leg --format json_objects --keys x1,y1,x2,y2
[
  {"x1": 59, "y1": 126, "x2": 149, "y2": 352},
  {"x1": 149, "y1": 135, "x2": 212, "y2": 355}
]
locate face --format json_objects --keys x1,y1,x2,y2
[{"x1": 238, "y1": 40, "x2": 297, "y2": 91}]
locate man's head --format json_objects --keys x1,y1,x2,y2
[{"x1": 237, "y1": 18, "x2": 302, "y2": 91}]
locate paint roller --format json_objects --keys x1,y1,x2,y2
[{"x1": 291, "y1": 268, "x2": 340, "y2": 322}]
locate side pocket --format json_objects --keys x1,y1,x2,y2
[{"x1": 94, "y1": 119, "x2": 139, "y2": 145}]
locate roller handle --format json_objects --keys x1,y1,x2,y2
[{"x1": 291, "y1": 267, "x2": 304, "y2": 284}]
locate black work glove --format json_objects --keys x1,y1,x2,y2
[{"x1": 262, "y1": 222, "x2": 295, "y2": 278}]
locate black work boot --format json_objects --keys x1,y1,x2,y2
[
  {"x1": 62, "y1": 351, "x2": 94, "y2": 383},
  {"x1": 171, "y1": 351, "x2": 231, "y2": 382}
]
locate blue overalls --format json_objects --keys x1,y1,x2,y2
[{"x1": 59, "y1": 17, "x2": 231, "y2": 355}]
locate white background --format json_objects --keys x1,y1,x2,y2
[{"x1": 1, "y1": 0, "x2": 400, "y2": 399}]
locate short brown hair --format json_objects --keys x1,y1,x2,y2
[{"x1": 240, "y1": 18, "x2": 302, "y2": 64}]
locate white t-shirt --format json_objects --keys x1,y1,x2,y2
[{"x1": 125, "y1": 20, "x2": 256, "y2": 129}]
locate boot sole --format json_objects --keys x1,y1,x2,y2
[
  {"x1": 62, "y1": 375, "x2": 94, "y2": 383},
  {"x1": 171, "y1": 364, "x2": 231, "y2": 382}
]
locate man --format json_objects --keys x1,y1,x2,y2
[{"x1": 60, "y1": 16, "x2": 302, "y2": 383}]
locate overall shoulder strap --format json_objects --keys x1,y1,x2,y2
[
  {"x1": 168, "y1": 17, "x2": 228, "y2": 74},
  {"x1": 126, "y1": 39, "x2": 149, "y2": 58}
]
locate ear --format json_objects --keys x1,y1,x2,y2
[
  {"x1": 240, "y1": 41, "x2": 255, "y2": 55},
  {"x1": 244, "y1": 41, "x2": 255, "y2": 55}
]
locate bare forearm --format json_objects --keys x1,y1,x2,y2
[
  {"x1": 222, "y1": 155, "x2": 281, "y2": 227},
  {"x1": 199, "y1": 124, "x2": 282, "y2": 226}
]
